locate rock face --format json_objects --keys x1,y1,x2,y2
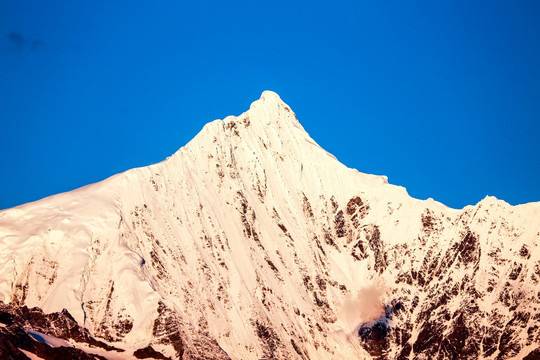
[
  {"x1": 0, "y1": 91, "x2": 539, "y2": 359},
  {"x1": 0, "y1": 302, "x2": 118, "y2": 359}
]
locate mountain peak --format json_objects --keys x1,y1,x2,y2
[
  {"x1": 0, "y1": 92, "x2": 538, "y2": 360},
  {"x1": 252, "y1": 90, "x2": 289, "y2": 111},
  {"x1": 259, "y1": 90, "x2": 282, "y2": 102},
  {"x1": 190, "y1": 90, "x2": 305, "y2": 152},
  {"x1": 244, "y1": 90, "x2": 301, "y2": 128},
  {"x1": 170, "y1": 90, "x2": 390, "y2": 195}
]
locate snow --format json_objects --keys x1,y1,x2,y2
[
  {"x1": 25, "y1": 329, "x2": 138, "y2": 359},
  {"x1": 19, "y1": 349, "x2": 45, "y2": 360},
  {"x1": 75, "y1": 343, "x2": 137, "y2": 360},
  {"x1": 27, "y1": 329, "x2": 71, "y2": 347}
]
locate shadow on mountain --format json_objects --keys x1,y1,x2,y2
[{"x1": 357, "y1": 300, "x2": 405, "y2": 360}]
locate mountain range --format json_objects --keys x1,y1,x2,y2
[{"x1": 0, "y1": 91, "x2": 538, "y2": 359}]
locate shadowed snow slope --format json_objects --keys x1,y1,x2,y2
[{"x1": 0, "y1": 91, "x2": 539, "y2": 359}]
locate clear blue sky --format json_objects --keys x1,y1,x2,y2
[{"x1": 1, "y1": 1, "x2": 539, "y2": 210}]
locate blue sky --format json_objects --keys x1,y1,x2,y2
[{"x1": 1, "y1": 1, "x2": 539, "y2": 210}]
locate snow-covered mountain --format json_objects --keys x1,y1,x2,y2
[{"x1": 0, "y1": 91, "x2": 538, "y2": 359}]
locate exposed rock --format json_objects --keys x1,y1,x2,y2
[
  {"x1": 134, "y1": 345, "x2": 172, "y2": 359},
  {"x1": 0, "y1": 303, "x2": 110, "y2": 360}
]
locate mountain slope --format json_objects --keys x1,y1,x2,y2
[{"x1": 0, "y1": 91, "x2": 539, "y2": 359}]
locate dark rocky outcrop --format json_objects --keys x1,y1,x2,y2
[
  {"x1": 0, "y1": 302, "x2": 109, "y2": 360},
  {"x1": 134, "y1": 345, "x2": 172, "y2": 359},
  {"x1": 0, "y1": 302, "x2": 122, "y2": 353}
]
